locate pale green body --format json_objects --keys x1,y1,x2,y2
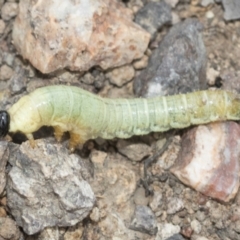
[{"x1": 8, "y1": 85, "x2": 240, "y2": 143}]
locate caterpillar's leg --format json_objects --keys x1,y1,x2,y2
[
  {"x1": 26, "y1": 133, "x2": 35, "y2": 148},
  {"x1": 53, "y1": 126, "x2": 64, "y2": 142},
  {"x1": 69, "y1": 131, "x2": 87, "y2": 152}
]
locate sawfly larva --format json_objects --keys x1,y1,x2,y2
[{"x1": 0, "y1": 85, "x2": 239, "y2": 151}]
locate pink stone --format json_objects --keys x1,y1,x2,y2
[
  {"x1": 12, "y1": 0, "x2": 150, "y2": 74},
  {"x1": 171, "y1": 122, "x2": 240, "y2": 202}
]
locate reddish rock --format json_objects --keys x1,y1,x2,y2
[
  {"x1": 12, "y1": 0, "x2": 150, "y2": 74},
  {"x1": 171, "y1": 122, "x2": 240, "y2": 202}
]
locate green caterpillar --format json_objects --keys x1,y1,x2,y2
[{"x1": 0, "y1": 85, "x2": 239, "y2": 151}]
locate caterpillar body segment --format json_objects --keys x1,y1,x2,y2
[{"x1": 3, "y1": 85, "x2": 240, "y2": 151}]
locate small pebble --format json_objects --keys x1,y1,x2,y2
[
  {"x1": 0, "y1": 207, "x2": 6, "y2": 218},
  {"x1": 90, "y1": 207, "x2": 100, "y2": 222},
  {"x1": 106, "y1": 65, "x2": 135, "y2": 87},
  {"x1": 167, "y1": 197, "x2": 184, "y2": 215},
  {"x1": 90, "y1": 150, "x2": 107, "y2": 166},
  {"x1": 205, "y1": 11, "x2": 214, "y2": 19},
  {"x1": 133, "y1": 55, "x2": 149, "y2": 70},
  {"x1": 201, "y1": 0, "x2": 214, "y2": 7},
  {"x1": 1, "y1": 2, "x2": 18, "y2": 21},
  {"x1": 191, "y1": 219, "x2": 202, "y2": 234},
  {"x1": 157, "y1": 223, "x2": 180, "y2": 240},
  {"x1": 0, "y1": 65, "x2": 14, "y2": 81},
  {"x1": 165, "y1": 0, "x2": 179, "y2": 8},
  {"x1": 116, "y1": 140, "x2": 151, "y2": 161},
  {"x1": 181, "y1": 226, "x2": 193, "y2": 238},
  {"x1": 133, "y1": 187, "x2": 149, "y2": 206},
  {"x1": 130, "y1": 205, "x2": 158, "y2": 235},
  {"x1": 149, "y1": 188, "x2": 163, "y2": 212}
]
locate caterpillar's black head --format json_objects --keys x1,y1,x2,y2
[{"x1": 0, "y1": 111, "x2": 10, "y2": 137}]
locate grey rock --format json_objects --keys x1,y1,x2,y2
[
  {"x1": 166, "y1": 233, "x2": 186, "y2": 240},
  {"x1": 201, "y1": 0, "x2": 214, "y2": 7},
  {"x1": 130, "y1": 205, "x2": 158, "y2": 235},
  {"x1": 222, "y1": 0, "x2": 240, "y2": 21},
  {"x1": 135, "y1": 1, "x2": 172, "y2": 38},
  {"x1": 0, "y1": 142, "x2": 9, "y2": 195},
  {"x1": 134, "y1": 18, "x2": 207, "y2": 98},
  {"x1": 7, "y1": 140, "x2": 95, "y2": 235},
  {"x1": 9, "y1": 66, "x2": 27, "y2": 94}
]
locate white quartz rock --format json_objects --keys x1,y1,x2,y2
[{"x1": 12, "y1": 0, "x2": 150, "y2": 74}]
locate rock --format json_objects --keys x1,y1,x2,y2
[
  {"x1": 27, "y1": 227, "x2": 64, "y2": 240},
  {"x1": 130, "y1": 205, "x2": 158, "y2": 235},
  {"x1": 156, "y1": 223, "x2": 181, "y2": 240},
  {"x1": 0, "y1": 0, "x2": 4, "y2": 9},
  {"x1": 2, "y1": 53, "x2": 15, "y2": 67},
  {"x1": 205, "y1": 10, "x2": 214, "y2": 19},
  {"x1": 106, "y1": 81, "x2": 133, "y2": 99},
  {"x1": 133, "y1": 187, "x2": 149, "y2": 206},
  {"x1": 106, "y1": 65, "x2": 135, "y2": 87},
  {"x1": 0, "y1": 207, "x2": 6, "y2": 218},
  {"x1": 63, "y1": 223, "x2": 84, "y2": 240},
  {"x1": 206, "y1": 67, "x2": 219, "y2": 85},
  {"x1": 155, "y1": 136, "x2": 181, "y2": 170},
  {"x1": 149, "y1": 188, "x2": 163, "y2": 212},
  {"x1": 191, "y1": 220, "x2": 202, "y2": 234},
  {"x1": 201, "y1": 0, "x2": 214, "y2": 7},
  {"x1": 80, "y1": 73, "x2": 95, "y2": 85},
  {"x1": 134, "y1": 18, "x2": 207, "y2": 98},
  {"x1": 167, "y1": 197, "x2": 184, "y2": 215},
  {"x1": 222, "y1": 0, "x2": 240, "y2": 21},
  {"x1": 0, "y1": 65, "x2": 14, "y2": 81},
  {"x1": 195, "y1": 210, "x2": 207, "y2": 222},
  {"x1": 0, "y1": 142, "x2": 9, "y2": 196},
  {"x1": 193, "y1": 237, "x2": 210, "y2": 240},
  {"x1": 0, "y1": 217, "x2": 21, "y2": 240},
  {"x1": 135, "y1": 1, "x2": 172, "y2": 38},
  {"x1": 233, "y1": 219, "x2": 240, "y2": 233},
  {"x1": 7, "y1": 140, "x2": 95, "y2": 235},
  {"x1": 90, "y1": 150, "x2": 107, "y2": 167},
  {"x1": 165, "y1": 0, "x2": 179, "y2": 8},
  {"x1": 94, "y1": 153, "x2": 137, "y2": 207},
  {"x1": 89, "y1": 207, "x2": 100, "y2": 222},
  {"x1": 1, "y1": 2, "x2": 18, "y2": 21},
  {"x1": 116, "y1": 139, "x2": 152, "y2": 161},
  {"x1": 12, "y1": 0, "x2": 150, "y2": 74},
  {"x1": 221, "y1": 70, "x2": 240, "y2": 93},
  {"x1": 166, "y1": 234, "x2": 186, "y2": 240},
  {"x1": 88, "y1": 152, "x2": 146, "y2": 238},
  {"x1": 0, "y1": 20, "x2": 6, "y2": 35},
  {"x1": 171, "y1": 122, "x2": 240, "y2": 202},
  {"x1": 181, "y1": 226, "x2": 193, "y2": 238},
  {"x1": 9, "y1": 66, "x2": 27, "y2": 94},
  {"x1": 133, "y1": 55, "x2": 149, "y2": 70}
]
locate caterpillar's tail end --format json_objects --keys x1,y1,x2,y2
[{"x1": 0, "y1": 111, "x2": 10, "y2": 137}]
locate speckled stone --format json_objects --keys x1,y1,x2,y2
[
  {"x1": 171, "y1": 122, "x2": 240, "y2": 202},
  {"x1": 12, "y1": 0, "x2": 150, "y2": 74}
]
